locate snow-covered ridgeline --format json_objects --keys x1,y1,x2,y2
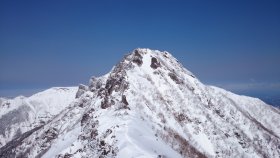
[
  {"x1": 0, "y1": 48, "x2": 279, "y2": 158},
  {"x1": 0, "y1": 87, "x2": 77, "y2": 148}
]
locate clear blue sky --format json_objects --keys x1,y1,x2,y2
[{"x1": 0, "y1": 0, "x2": 280, "y2": 97}]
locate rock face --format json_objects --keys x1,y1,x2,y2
[{"x1": 0, "y1": 48, "x2": 280, "y2": 158}]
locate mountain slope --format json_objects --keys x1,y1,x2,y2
[
  {"x1": 0, "y1": 87, "x2": 77, "y2": 148},
  {"x1": 1, "y1": 49, "x2": 279, "y2": 158}
]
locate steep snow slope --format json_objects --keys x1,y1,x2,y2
[
  {"x1": 0, "y1": 49, "x2": 279, "y2": 158},
  {"x1": 0, "y1": 87, "x2": 77, "y2": 148}
]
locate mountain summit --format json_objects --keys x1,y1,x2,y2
[{"x1": 1, "y1": 48, "x2": 279, "y2": 158}]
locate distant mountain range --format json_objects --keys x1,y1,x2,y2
[{"x1": 0, "y1": 49, "x2": 279, "y2": 158}]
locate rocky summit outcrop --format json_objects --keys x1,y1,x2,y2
[{"x1": 0, "y1": 48, "x2": 279, "y2": 158}]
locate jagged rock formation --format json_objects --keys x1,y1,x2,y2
[{"x1": 0, "y1": 49, "x2": 279, "y2": 158}]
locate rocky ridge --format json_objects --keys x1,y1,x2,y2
[{"x1": 0, "y1": 48, "x2": 279, "y2": 158}]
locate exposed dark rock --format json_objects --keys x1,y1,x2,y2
[
  {"x1": 43, "y1": 128, "x2": 58, "y2": 143},
  {"x1": 81, "y1": 113, "x2": 90, "y2": 126},
  {"x1": 104, "y1": 64, "x2": 128, "y2": 95},
  {"x1": 190, "y1": 74, "x2": 196, "y2": 78},
  {"x1": 168, "y1": 73, "x2": 183, "y2": 84},
  {"x1": 89, "y1": 77, "x2": 103, "y2": 92},
  {"x1": 132, "y1": 58, "x2": 143, "y2": 66},
  {"x1": 99, "y1": 58, "x2": 130, "y2": 110},
  {"x1": 151, "y1": 57, "x2": 161, "y2": 69},
  {"x1": 90, "y1": 129, "x2": 98, "y2": 139},
  {"x1": 77, "y1": 97, "x2": 89, "y2": 108},
  {"x1": 76, "y1": 84, "x2": 88, "y2": 98},
  {"x1": 134, "y1": 50, "x2": 142, "y2": 58},
  {"x1": 132, "y1": 50, "x2": 143, "y2": 66},
  {"x1": 174, "y1": 113, "x2": 190, "y2": 123},
  {"x1": 105, "y1": 78, "x2": 116, "y2": 95},
  {"x1": 161, "y1": 128, "x2": 207, "y2": 158},
  {"x1": 106, "y1": 129, "x2": 112, "y2": 136},
  {"x1": 111, "y1": 99, "x2": 115, "y2": 105},
  {"x1": 234, "y1": 132, "x2": 241, "y2": 138},
  {"x1": 101, "y1": 97, "x2": 110, "y2": 109},
  {"x1": 158, "y1": 113, "x2": 166, "y2": 123},
  {"x1": 97, "y1": 88, "x2": 108, "y2": 98},
  {"x1": 100, "y1": 140, "x2": 105, "y2": 146},
  {"x1": 215, "y1": 109, "x2": 225, "y2": 118},
  {"x1": 122, "y1": 95, "x2": 129, "y2": 106},
  {"x1": 225, "y1": 133, "x2": 230, "y2": 138},
  {"x1": 63, "y1": 153, "x2": 73, "y2": 158}
]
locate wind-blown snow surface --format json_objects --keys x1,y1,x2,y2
[
  {"x1": 0, "y1": 49, "x2": 280, "y2": 158},
  {"x1": 0, "y1": 87, "x2": 77, "y2": 148}
]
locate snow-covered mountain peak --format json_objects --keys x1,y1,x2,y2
[
  {"x1": 123, "y1": 48, "x2": 184, "y2": 70},
  {"x1": 1, "y1": 49, "x2": 279, "y2": 158},
  {"x1": 71, "y1": 49, "x2": 279, "y2": 157},
  {"x1": 109, "y1": 48, "x2": 196, "y2": 84}
]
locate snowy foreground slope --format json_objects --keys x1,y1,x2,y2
[{"x1": 0, "y1": 49, "x2": 280, "y2": 158}]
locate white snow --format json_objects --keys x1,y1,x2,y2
[
  {"x1": 3, "y1": 48, "x2": 280, "y2": 158},
  {"x1": 0, "y1": 87, "x2": 77, "y2": 147},
  {"x1": 42, "y1": 125, "x2": 82, "y2": 158}
]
